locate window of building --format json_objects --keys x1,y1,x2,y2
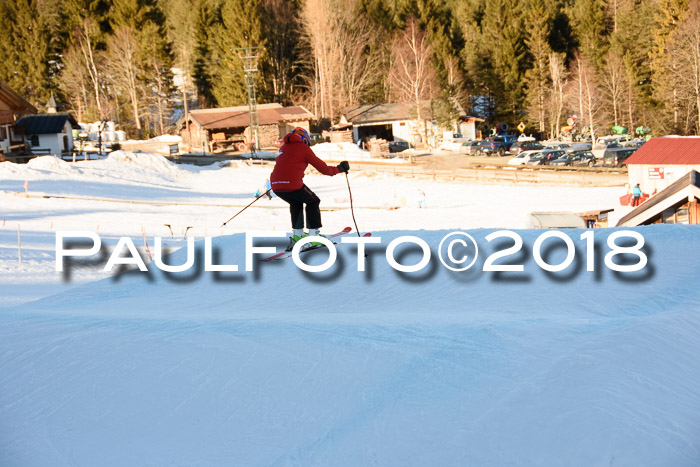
[
  {"x1": 0, "y1": 126, "x2": 6, "y2": 141},
  {"x1": 676, "y1": 206, "x2": 689, "y2": 224},
  {"x1": 663, "y1": 207, "x2": 676, "y2": 224},
  {"x1": 30, "y1": 135, "x2": 39, "y2": 146}
]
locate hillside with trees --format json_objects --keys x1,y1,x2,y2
[{"x1": 1, "y1": 0, "x2": 699, "y2": 139}]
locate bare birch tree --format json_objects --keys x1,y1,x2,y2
[
  {"x1": 58, "y1": 45, "x2": 88, "y2": 122},
  {"x1": 601, "y1": 51, "x2": 626, "y2": 127},
  {"x1": 665, "y1": 0, "x2": 700, "y2": 133},
  {"x1": 302, "y1": 0, "x2": 381, "y2": 121},
  {"x1": 566, "y1": 53, "x2": 605, "y2": 142},
  {"x1": 76, "y1": 18, "x2": 105, "y2": 119},
  {"x1": 548, "y1": 52, "x2": 567, "y2": 139},
  {"x1": 388, "y1": 18, "x2": 439, "y2": 144},
  {"x1": 105, "y1": 27, "x2": 143, "y2": 137}
]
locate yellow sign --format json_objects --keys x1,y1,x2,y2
[{"x1": 517, "y1": 122, "x2": 526, "y2": 133}]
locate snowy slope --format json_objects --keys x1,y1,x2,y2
[
  {"x1": 2, "y1": 226, "x2": 700, "y2": 466},
  {"x1": 1, "y1": 153, "x2": 699, "y2": 466}
]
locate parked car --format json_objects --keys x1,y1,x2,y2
[
  {"x1": 510, "y1": 140, "x2": 544, "y2": 155},
  {"x1": 479, "y1": 135, "x2": 517, "y2": 156},
  {"x1": 309, "y1": 133, "x2": 327, "y2": 146},
  {"x1": 460, "y1": 140, "x2": 483, "y2": 156},
  {"x1": 592, "y1": 141, "x2": 622, "y2": 159},
  {"x1": 623, "y1": 139, "x2": 646, "y2": 149},
  {"x1": 564, "y1": 142, "x2": 593, "y2": 153},
  {"x1": 544, "y1": 142, "x2": 570, "y2": 150},
  {"x1": 550, "y1": 151, "x2": 597, "y2": 167},
  {"x1": 507, "y1": 149, "x2": 540, "y2": 166},
  {"x1": 389, "y1": 140, "x2": 410, "y2": 153},
  {"x1": 602, "y1": 147, "x2": 637, "y2": 167},
  {"x1": 526, "y1": 149, "x2": 566, "y2": 165}
]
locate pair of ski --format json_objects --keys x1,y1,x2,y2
[{"x1": 262, "y1": 227, "x2": 371, "y2": 261}]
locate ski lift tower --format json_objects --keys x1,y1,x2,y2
[{"x1": 234, "y1": 46, "x2": 262, "y2": 157}]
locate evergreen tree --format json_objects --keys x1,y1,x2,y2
[
  {"x1": 569, "y1": 0, "x2": 610, "y2": 67},
  {"x1": 260, "y1": 0, "x2": 306, "y2": 105},
  {"x1": 192, "y1": 0, "x2": 217, "y2": 107},
  {"x1": 208, "y1": 0, "x2": 268, "y2": 106},
  {"x1": 0, "y1": 0, "x2": 51, "y2": 107},
  {"x1": 651, "y1": 0, "x2": 691, "y2": 132},
  {"x1": 523, "y1": 0, "x2": 555, "y2": 134},
  {"x1": 480, "y1": 0, "x2": 528, "y2": 122}
]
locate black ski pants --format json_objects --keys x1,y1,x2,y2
[{"x1": 274, "y1": 185, "x2": 322, "y2": 230}]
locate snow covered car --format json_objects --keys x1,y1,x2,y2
[{"x1": 507, "y1": 150, "x2": 540, "y2": 165}]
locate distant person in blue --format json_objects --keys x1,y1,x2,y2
[
  {"x1": 264, "y1": 178, "x2": 272, "y2": 200},
  {"x1": 632, "y1": 183, "x2": 642, "y2": 207}
]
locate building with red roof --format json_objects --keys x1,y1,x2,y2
[
  {"x1": 625, "y1": 137, "x2": 700, "y2": 194},
  {"x1": 615, "y1": 137, "x2": 700, "y2": 226}
]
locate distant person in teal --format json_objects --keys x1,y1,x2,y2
[
  {"x1": 632, "y1": 183, "x2": 642, "y2": 207},
  {"x1": 264, "y1": 178, "x2": 272, "y2": 200},
  {"x1": 417, "y1": 189, "x2": 426, "y2": 208}
]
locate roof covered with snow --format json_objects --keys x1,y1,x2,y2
[
  {"x1": 188, "y1": 105, "x2": 314, "y2": 129},
  {"x1": 625, "y1": 137, "x2": 700, "y2": 165},
  {"x1": 342, "y1": 102, "x2": 434, "y2": 124}
]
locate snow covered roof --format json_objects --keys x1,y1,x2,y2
[
  {"x1": 625, "y1": 137, "x2": 700, "y2": 166},
  {"x1": 529, "y1": 212, "x2": 586, "y2": 229},
  {"x1": 188, "y1": 105, "x2": 314, "y2": 130},
  {"x1": 342, "y1": 102, "x2": 434, "y2": 125},
  {"x1": 14, "y1": 112, "x2": 79, "y2": 134}
]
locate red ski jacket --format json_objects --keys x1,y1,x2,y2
[{"x1": 270, "y1": 132, "x2": 339, "y2": 192}]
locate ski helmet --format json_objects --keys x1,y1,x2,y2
[{"x1": 292, "y1": 127, "x2": 311, "y2": 145}]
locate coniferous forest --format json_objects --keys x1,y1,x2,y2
[{"x1": 1, "y1": 0, "x2": 699, "y2": 140}]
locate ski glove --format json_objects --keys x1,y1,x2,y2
[{"x1": 337, "y1": 161, "x2": 350, "y2": 173}]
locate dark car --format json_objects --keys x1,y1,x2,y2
[
  {"x1": 602, "y1": 147, "x2": 636, "y2": 167},
  {"x1": 510, "y1": 140, "x2": 544, "y2": 155},
  {"x1": 526, "y1": 149, "x2": 566, "y2": 165},
  {"x1": 389, "y1": 140, "x2": 410, "y2": 153},
  {"x1": 460, "y1": 140, "x2": 483, "y2": 155},
  {"x1": 309, "y1": 133, "x2": 327, "y2": 146},
  {"x1": 551, "y1": 151, "x2": 597, "y2": 167}
]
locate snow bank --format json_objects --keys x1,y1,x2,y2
[
  {"x1": 104, "y1": 150, "x2": 185, "y2": 178},
  {"x1": 313, "y1": 141, "x2": 407, "y2": 163},
  {"x1": 146, "y1": 134, "x2": 182, "y2": 143},
  {"x1": 27, "y1": 155, "x2": 75, "y2": 174}
]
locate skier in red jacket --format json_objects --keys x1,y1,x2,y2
[{"x1": 270, "y1": 127, "x2": 349, "y2": 251}]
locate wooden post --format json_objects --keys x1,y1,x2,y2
[
  {"x1": 690, "y1": 199, "x2": 699, "y2": 224},
  {"x1": 17, "y1": 224, "x2": 22, "y2": 267}
]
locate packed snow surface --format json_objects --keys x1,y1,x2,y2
[{"x1": 1, "y1": 152, "x2": 699, "y2": 466}]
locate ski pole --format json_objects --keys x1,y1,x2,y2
[
  {"x1": 345, "y1": 173, "x2": 362, "y2": 237},
  {"x1": 220, "y1": 189, "x2": 271, "y2": 227}
]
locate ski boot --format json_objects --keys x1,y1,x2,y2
[
  {"x1": 301, "y1": 229, "x2": 327, "y2": 252},
  {"x1": 285, "y1": 232, "x2": 308, "y2": 252}
]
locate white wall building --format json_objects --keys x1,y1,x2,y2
[{"x1": 14, "y1": 113, "x2": 79, "y2": 157}]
